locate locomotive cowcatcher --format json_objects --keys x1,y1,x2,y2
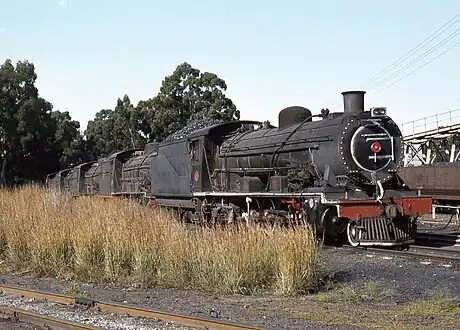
[{"x1": 46, "y1": 90, "x2": 432, "y2": 248}]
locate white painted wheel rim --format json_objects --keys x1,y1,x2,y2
[{"x1": 347, "y1": 223, "x2": 360, "y2": 247}]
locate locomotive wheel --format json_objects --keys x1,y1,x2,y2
[{"x1": 346, "y1": 222, "x2": 361, "y2": 247}]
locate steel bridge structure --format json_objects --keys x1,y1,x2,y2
[
  {"x1": 400, "y1": 108, "x2": 460, "y2": 221},
  {"x1": 401, "y1": 108, "x2": 460, "y2": 166}
]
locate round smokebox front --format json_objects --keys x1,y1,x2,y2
[{"x1": 350, "y1": 124, "x2": 393, "y2": 172}]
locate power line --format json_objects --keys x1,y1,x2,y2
[
  {"x1": 371, "y1": 38, "x2": 460, "y2": 96},
  {"x1": 367, "y1": 26, "x2": 460, "y2": 92},
  {"x1": 364, "y1": 12, "x2": 460, "y2": 86},
  {"x1": 323, "y1": 11, "x2": 460, "y2": 110}
]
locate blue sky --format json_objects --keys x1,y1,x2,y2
[{"x1": 1, "y1": 0, "x2": 460, "y2": 134}]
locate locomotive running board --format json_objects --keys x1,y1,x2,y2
[{"x1": 192, "y1": 191, "x2": 338, "y2": 204}]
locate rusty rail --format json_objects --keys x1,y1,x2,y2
[
  {"x1": 337, "y1": 243, "x2": 460, "y2": 264},
  {"x1": 0, "y1": 305, "x2": 99, "y2": 330},
  {"x1": 0, "y1": 284, "x2": 270, "y2": 330},
  {"x1": 346, "y1": 246, "x2": 460, "y2": 263}
]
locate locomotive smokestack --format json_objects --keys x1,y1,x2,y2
[{"x1": 342, "y1": 90, "x2": 365, "y2": 114}]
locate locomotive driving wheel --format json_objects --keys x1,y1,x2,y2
[{"x1": 346, "y1": 222, "x2": 361, "y2": 247}]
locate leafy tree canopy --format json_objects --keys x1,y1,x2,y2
[
  {"x1": 142, "y1": 62, "x2": 240, "y2": 140},
  {"x1": 0, "y1": 59, "x2": 85, "y2": 184},
  {"x1": 84, "y1": 62, "x2": 240, "y2": 153},
  {"x1": 85, "y1": 95, "x2": 150, "y2": 157},
  {"x1": 0, "y1": 59, "x2": 240, "y2": 184}
]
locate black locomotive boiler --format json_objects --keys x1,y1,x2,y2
[{"x1": 46, "y1": 90, "x2": 432, "y2": 248}]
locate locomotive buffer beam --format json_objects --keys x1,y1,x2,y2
[{"x1": 338, "y1": 197, "x2": 431, "y2": 247}]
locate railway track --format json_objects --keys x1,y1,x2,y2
[
  {"x1": 337, "y1": 244, "x2": 459, "y2": 264},
  {"x1": 334, "y1": 232, "x2": 460, "y2": 263},
  {"x1": 415, "y1": 232, "x2": 460, "y2": 247},
  {"x1": 0, "y1": 284, "x2": 270, "y2": 330},
  {"x1": 0, "y1": 305, "x2": 99, "y2": 329}
]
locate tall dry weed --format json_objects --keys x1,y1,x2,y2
[{"x1": 0, "y1": 185, "x2": 321, "y2": 296}]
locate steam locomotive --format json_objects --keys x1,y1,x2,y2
[{"x1": 46, "y1": 90, "x2": 432, "y2": 248}]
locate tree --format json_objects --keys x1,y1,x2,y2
[
  {"x1": 111, "y1": 95, "x2": 149, "y2": 150},
  {"x1": 0, "y1": 59, "x2": 86, "y2": 184},
  {"x1": 0, "y1": 59, "x2": 242, "y2": 184},
  {"x1": 84, "y1": 108, "x2": 116, "y2": 157},
  {"x1": 51, "y1": 110, "x2": 91, "y2": 167},
  {"x1": 142, "y1": 62, "x2": 240, "y2": 140},
  {"x1": 85, "y1": 95, "x2": 150, "y2": 157},
  {"x1": 0, "y1": 59, "x2": 55, "y2": 183}
]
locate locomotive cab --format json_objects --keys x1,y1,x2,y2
[{"x1": 188, "y1": 135, "x2": 215, "y2": 193}]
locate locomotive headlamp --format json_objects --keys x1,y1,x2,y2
[
  {"x1": 370, "y1": 107, "x2": 387, "y2": 117},
  {"x1": 371, "y1": 141, "x2": 382, "y2": 153}
]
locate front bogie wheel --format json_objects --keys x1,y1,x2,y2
[{"x1": 346, "y1": 222, "x2": 361, "y2": 247}]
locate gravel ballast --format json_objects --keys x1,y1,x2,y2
[{"x1": 0, "y1": 293, "x2": 194, "y2": 330}]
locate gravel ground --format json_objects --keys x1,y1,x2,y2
[
  {"x1": 0, "y1": 247, "x2": 459, "y2": 330},
  {"x1": 0, "y1": 293, "x2": 193, "y2": 330},
  {"x1": 0, "y1": 320, "x2": 37, "y2": 329}
]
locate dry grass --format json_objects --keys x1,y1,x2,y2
[
  {"x1": 0, "y1": 185, "x2": 322, "y2": 296},
  {"x1": 290, "y1": 284, "x2": 460, "y2": 329},
  {"x1": 315, "y1": 281, "x2": 399, "y2": 303}
]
